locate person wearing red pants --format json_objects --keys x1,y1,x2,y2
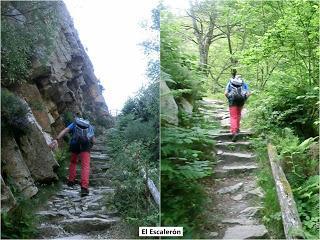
[
  {"x1": 49, "y1": 116, "x2": 95, "y2": 197},
  {"x1": 225, "y1": 69, "x2": 250, "y2": 141}
]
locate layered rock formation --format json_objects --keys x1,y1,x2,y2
[{"x1": 1, "y1": 1, "x2": 110, "y2": 213}]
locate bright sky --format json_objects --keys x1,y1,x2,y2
[
  {"x1": 64, "y1": 0, "x2": 158, "y2": 114},
  {"x1": 163, "y1": 0, "x2": 190, "y2": 15}
]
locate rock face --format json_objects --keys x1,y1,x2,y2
[
  {"x1": 1, "y1": 135, "x2": 38, "y2": 199},
  {"x1": 1, "y1": 1, "x2": 110, "y2": 213},
  {"x1": 30, "y1": 2, "x2": 109, "y2": 120},
  {"x1": 1, "y1": 176, "x2": 16, "y2": 212},
  {"x1": 19, "y1": 102, "x2": 59, "y2": 182}
]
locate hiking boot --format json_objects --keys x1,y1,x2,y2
[
  {"x1": 80, "y1": 187, "x2": 89, "y2": 197},
  {"x1": 231, "y1": 133, "x2": 237, "y2": 142},
  {"x1": 67, "y1": 180, "x2": 78, "y2": 187}
]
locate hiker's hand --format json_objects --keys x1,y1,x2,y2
[{"x1": 49, "y1": 139, "x2": 58, "y2": 150}]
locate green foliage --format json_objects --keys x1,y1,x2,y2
[
  {"x1": 94, "y1": 115, "x2": 114, "y2": 129},
  {"x1": 161, "y1": 9, "x2": 219, "y2": 237},
  {"x1": 107, "y1": 83, "x2": 159, "y2": 228},
  {"x1": 161, "y1": 123, "x2": 216, "y2": 237},
  {"x1": 267, "y1": 129, "x2": 319, "y2": 238},
  {"x1": 62, "y1": 111, "x2": 74, "y2": 126},
  {"x1": 246, "y1": 84, "x2": 318, "y2": 138},
  {"x1": 1, "y1": 1, "x2": 59, "y2": 85},
  {"x1": 108, "y1": 139, "x2": 159, "y2": 227},
  {"x1": 1, "y1": 179, "x2": 62, "y2": 239},
  {"x1": 54, "y1": 147, "x2": 70, "y2": 180},
  {"x1": 1, "y1": 89, "x2": 29, "y2": 137},
  {"x1": 161, "y1": 11, "x2": 205, "y2": 103},
  {"x1": 294, "y1": 175, "x2": 320, "y2": 238}
]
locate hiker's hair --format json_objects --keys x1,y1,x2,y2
[
  {"x1": 231, "y1": 69, "x2": 237, "y2": 78},
  {"x1": 74, "y1": 112, "x2": 82, "y2": 118}
]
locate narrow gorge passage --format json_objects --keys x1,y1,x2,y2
[
  {"x1": 36, "y1": 133, "x2": 128, "y2": 239},
  {"x1": 201, "y1": 99, "x2": 269, "y2": 239}
]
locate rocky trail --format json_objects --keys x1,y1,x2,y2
[
  {"x1": 36, "y1": 135, "x2": 129, "y2": 239},
  {"x1": 200, "y1": 99, "x2": 269, "y2": 239}
]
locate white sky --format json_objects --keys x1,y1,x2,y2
[
  {"x1": 64, "y1": 0, "x2": 158, "y2": 114},
  {"x1": 63, "y1": 0, "x2": 190, "y2": 114},
  {"x1": 163, "y1": 0, "x2": 190, "y2": 15}
]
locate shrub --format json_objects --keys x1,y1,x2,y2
[
  {"x1": 1, "y1": 198, "x2": 39, "y2": 239},
  {"x1": 1, "y1": 89, "x2": 29, "y2": 137},
  {"x1": 62, "y1": 111, "x2": 74, "y2": 126},
  {"x1": 54, "y1": 147, "x2": 70, "y2": 181}
]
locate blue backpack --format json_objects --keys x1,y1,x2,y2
[
  {"x1": 72, "y1": 118, "x2": 94, "y2": 143},
  {"x1": 228, "y1": 78, "x2": 247, "y2": 104}
]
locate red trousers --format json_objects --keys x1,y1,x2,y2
[
  {"x1": 229, "y1": 106, "x2": 243, "y2": 134},
  {"x1": 68, "y1": 152, "x2": 90, "y2": 189}
]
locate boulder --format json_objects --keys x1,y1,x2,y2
[
  {"x1": 160, "y1": 80, "x2": 178, "y2": 125},
  {"x1": 180, "y1": 97, "x2": 193, "y2": 115},
  {"x1": 1, "y1": 135, "x2": 38, "y2": 198}
]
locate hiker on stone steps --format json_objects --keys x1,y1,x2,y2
[
  {"x1": 49, "y1": 115, "x2": 95, "y2": 197},
  {"x1": 224, "y1": 69, "x2": 251, "y2": 142}
]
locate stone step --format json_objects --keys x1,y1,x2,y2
[
  {"x1": 91, "y1": 151, "x2": 108, "y2": 156},
  {"x1": 211, "y1": 132, "x2": 252, "y2": 141},
  {"x1": 223, "y1": 224, "x2": 268, "y2": 239},
  {"x1": 217, "y1": 151, "x2": 256, "y2": 163},
  {"x1": 61, "y1": 217, "x2": 120, "y2": 233},
  {"x1": 202, "y1": 99, "x2": 225, "y2": 105},
  {"x1": 91, "y1": 145, "x2": 108, "y2": 152},
  {"x1": 36, "y1": 210, "x2": 73, "y2": 222},
  {"x1": 222, "y1": 218, "x2": 258, "y2": 225},
  {"x1": 220, "y1": 119, "x2": 230, "y2": 128},
  {"x1": 218, "y1": 129, "x2": 251, "y2": 134},
  {"x1": 217, "y1": 182, "x2": 244, "y2": 194},
  {"x1": 90, "y1": 172, "x2": 109, "y2": 179},
  {"x1": 91, "y1": 154, "x2": 109, "y2": 161},
  {"x1": 216, "y1": 141, "x2": 252, "y2": 151},
  {"x1": 91, "y1": 163, "x2": 110, "y2": 170},
  {"x1": 214, "y1": 163, "x2": 258, "y2": 178}
]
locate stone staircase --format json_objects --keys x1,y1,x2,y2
[
  {"x1": 36, "y1": 135, "x2": 121, "y2": 239},
  {"x1": 200, "y1": 99, "x2": 268, "y2": 239}
]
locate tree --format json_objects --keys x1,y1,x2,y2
[{"x1": 186, "y1": 0, "x2": 224, "y2": 75}]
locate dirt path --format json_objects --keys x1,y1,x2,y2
[
  {"x1": 200, "y1": 99, "x2": 269, "y2": 239},
  {"x1": 36, "y1": 135, "x2": 131, "y2": 239}
]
